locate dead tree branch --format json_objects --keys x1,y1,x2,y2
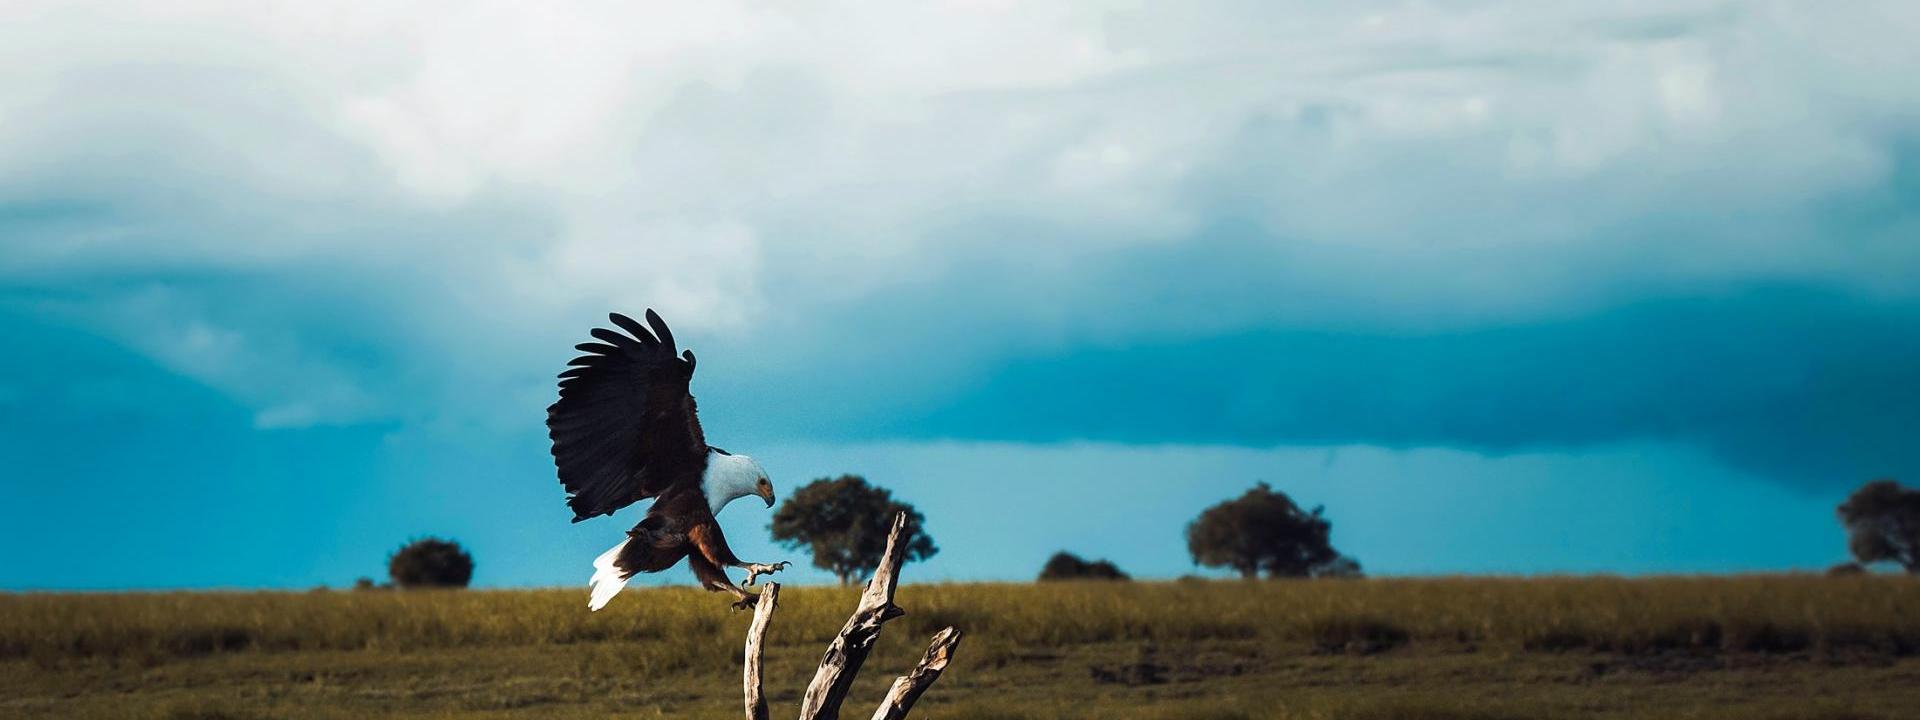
[
  {"x1": 868, "y1": 627, "x2": 962, "y2": 720},
  {"x1": 797, "y1": 512, "x2": 912, "y2": 720},
  {"x1": 742, "y1": 582, "x2": 781, "y2": 720},
  {"x1": 735, "y1": 512, "x2": 958, "y2": 720}
]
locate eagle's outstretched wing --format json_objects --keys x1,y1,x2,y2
[{"x1": 548, "y1": 310, "x2": 707, "y2": 522}]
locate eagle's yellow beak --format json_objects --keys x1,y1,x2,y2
[{"x1": 757, "y1": 483, "x2": 776, "y2": 508}]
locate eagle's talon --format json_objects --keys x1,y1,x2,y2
[{"x1": 731, "y1": 594, "x2": 760, "y2": 611}]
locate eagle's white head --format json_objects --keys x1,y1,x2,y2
[{"x1": 702, "y1": 447, "x2": 774, "y2": 515}]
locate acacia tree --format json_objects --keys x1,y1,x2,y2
[
  {"x1": 1838, "y1": 479, "x2": 1920, "y2": 573},
  {"x1": 770, "y1": 475, "x2": 938, "y2": 585},
  {"x1": 1186, "y1": 482, "x2": 1359, "y2": 579},
  {"x1": 1038, "y1": 551, "x2": 1130, "y2": 581},
  {"x1": 388, "y1": 537, "x2": 475, "y2": 589}
]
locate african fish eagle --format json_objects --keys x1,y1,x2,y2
[{"x1": 546, "y1": 310, "x2": 788, "y2": 610}]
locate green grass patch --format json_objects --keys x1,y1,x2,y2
[{"x1": 3, "y1": 575, "x2": 1917, "y2": 719}]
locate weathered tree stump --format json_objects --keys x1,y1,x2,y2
[{"x1": 738, "y1": 512, "x2": 960, "y2": 720}]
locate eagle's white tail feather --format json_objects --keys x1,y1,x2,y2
[{"x1": 588, "y1": 539, "x2": 632, "y2": 612}]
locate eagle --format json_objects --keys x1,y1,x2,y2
[{"x1": 546, "y1": 310, "x2": 789, "y2": 611}]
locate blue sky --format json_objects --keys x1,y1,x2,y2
[{"x1": 3, "y1": 1, "x2": 1919, "y2": 590}]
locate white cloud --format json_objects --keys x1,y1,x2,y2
[
  {"x1": 2, "y1": 0, "x2": 1918, "y2": 426},
  {"x1": 55, "y1": 285, "x2": 391, "y2": 428}
]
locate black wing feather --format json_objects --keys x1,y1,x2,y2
[
  {"x1": 589, "y1": 327, "x2": 641, "y2": 352},
  {"x1": 547, "y1": 310, "x2": 708, "y2": 522},
  {"x1": 608, "y1": 313, "x2": 661, "y2": 349},
  {"x1": 645, "y1": 309, "x2": 677, "y2": 354}
]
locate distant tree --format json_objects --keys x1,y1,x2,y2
[
  {"x1": 770, "y1": 475, "x2": 938, "y2": 585},
  {"x1": 387, "y1": 537, "x2": 475, "y2": 589},
  {"x1": 1315, "y1": 555, "x2": 1366, "y2": 579},
  {"x1": 1038, "y1": 551, "x2": 1130, "y2": 581},
  {"x1": 1827, "y1": 562, "x2": 1867, "y2": 577},
  {"x1": 1186, "y1": 482, "x2": 1358, "y2": 579},
  {"x1": 1837, "y1": 479, "x2": 1920, "y2": 573},
  {"x1": 352, "y1": 576, "x2": 384, "y2": 591}
]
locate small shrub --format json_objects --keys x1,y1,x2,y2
[
  {"x1": 1038, "y1": 551, "x2": 1130, "y2": 581},
  {"x1": 388, "y1": 537, "x2": 475, "y2": 589}
]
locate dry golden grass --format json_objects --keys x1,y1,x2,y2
[
  {"x1": 8, "y1": 575, "x2": 1917, "y2": 662},
  {"x1": 3, "y1": 575, "x2": 1918, "y2": 719}
]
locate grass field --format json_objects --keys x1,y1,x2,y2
[{"x1": 4, "y1": 576, "x2": 1919, "y2": 719}]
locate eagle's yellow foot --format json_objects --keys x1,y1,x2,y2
[{"x1": 743, "y1": 561, "x2": 791, "y2": 586}]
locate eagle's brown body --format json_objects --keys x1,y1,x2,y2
[{"x1": 610, "y1": 483, "x2": 750, "y2": 589}]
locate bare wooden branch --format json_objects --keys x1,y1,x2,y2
[
  {"x1": 868, "y1": 626, "x2": 962, "y2": 720},
  {"x1": 742, "y1": 582, "x2": 781, "y2": 720},
  {"x1": 729, "y1": 511, "x2": 954, "y2": 720},
  {"x1": 797, "y1": 512, "x2": 913, "y2": 720}
]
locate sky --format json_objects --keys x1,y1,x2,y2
[{"x1": 3, "y1": 1, "x2": 1919, "y2": 590}]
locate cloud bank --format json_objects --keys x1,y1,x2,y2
[{"x1": 3, "y1": 1, "x2": 1919, "y2": 491}]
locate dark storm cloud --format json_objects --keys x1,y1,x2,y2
[{"x1": 902, "y1": 286, "x2": 1920, "y2": 491}]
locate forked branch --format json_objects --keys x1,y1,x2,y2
[
  {"x1": 797, "y1": 512, "x2": 911, "y2": 720},
  {"x1": 736, "y1": 512, "x2": 960, "y2": 720}
]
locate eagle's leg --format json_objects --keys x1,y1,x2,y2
[
  {"x1": 711, "y1": 579, "x2": 760, "y2": 611},
  {"x1": 738, "y1": 561, "x2": 791, "y2": 586},
  {"x1": 688, "y1": 547, "x2": 763, "y2": 610}
]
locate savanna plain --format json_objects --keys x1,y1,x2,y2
[{"x1": 4, "y1": 576, "x2": 1918, "y2": 720}]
